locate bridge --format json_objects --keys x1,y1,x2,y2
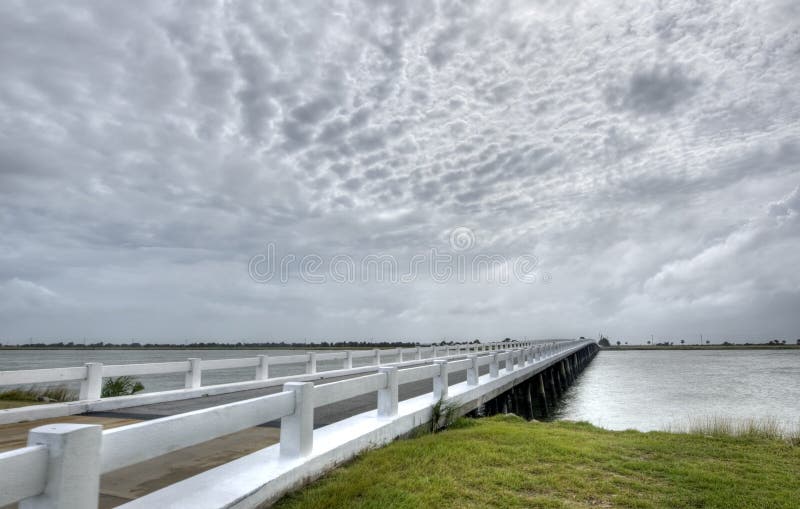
[{"x1": 0, "y1": 340, "x2": 598, "y2": 508}]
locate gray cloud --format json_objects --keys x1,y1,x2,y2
[
  {"x1": 606, "y1": 63, "x2": 700, "y2": 115},
  {"x1": 0, "y1": 0, "x2": 799, "y2": 343}
]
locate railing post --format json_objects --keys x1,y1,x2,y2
[
  {"x1": 467, "y1": 355, "x2": 479, "y2": 386},
  {"x1": 373, "y1": 349, "x2": 380, "y2": 365},
  {"x1": 280, "y1": 382, "x2": 314, "y2": 458},
  {"x1": 415, "y1": 346, "x2": 421, "y2": 360},
  {"x1": 185, "y1": 358, "x2": 201, "y2": 389},
  {"x1": 377, "y1": 366, "x2": 398, "y2": 417},
  {"x1": 256, "y1": 355, "x2": 269, "y2": 380},
  {"x1": 79, "y1": 363, "x2": 102, "y2": 400},
  {"x1": 506, "y1": 352, "x2": 515, "y2": 374},
  {"x1": 345, "y1": 351, "x2": 353, "y2": 369},
  {"x1": 306, "y1": 352, "x2": 317, "y2": 374},
  {"x1": 433, "y1": 360, "x2": 449, "y2": 400},
  {"x1": 20, "y1": 423, "x2": 102, "y2": 509},
  {"x1": 490, "y1": 353, "x2": 499, "y2": 378}
]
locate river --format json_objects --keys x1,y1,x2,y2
[{"x1": 553, "y1": 349, "x2": 800, "y2": 433}]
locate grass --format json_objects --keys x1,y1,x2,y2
[
  {"x1": 274, "y1": 415, "x2": 800, "y2": 509},
  {"x1": 101, "y1": 376, "x2": 145, "y2": 398},
  {"x1": 0, "y1": 385, "x2": 76, "y2": 405},
  {"x1": 666, "y1": 415, "x2": 800, "y2": 444},
  {"x1": 0, "y1": 400, "x2": 46, "y2": 410}
]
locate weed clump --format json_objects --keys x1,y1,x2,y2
[
  {"x1": 101, "y1": 376, "x2": 145, "y2": 397},
  {"x1": 0, "y1": 386, "x2": 76, "y2": 402}
]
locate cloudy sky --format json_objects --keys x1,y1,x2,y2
[{"x1": 1, "y1": 0, "x2": 799, "y2": 344}]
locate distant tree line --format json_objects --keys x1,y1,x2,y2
[{"x1": 595, "y1": 337, "x2": 799, "y2": 347}]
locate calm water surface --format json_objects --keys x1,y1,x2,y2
[{"x1": 554, "y1": 350, "x2": 800, "y2": 432}]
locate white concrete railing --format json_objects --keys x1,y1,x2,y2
[
  {"x1": 0, "y1": 342, "x2": 565, "y2": 426},
  {"x1": 0, "y1": 340, "x2": 586, "y2": 508},
  {"x1": 0, "y1": 342, "x2": 531, "y2": 399}
]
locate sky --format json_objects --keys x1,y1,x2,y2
[{"x1": 1, "y1": 0, "x2": 799, "y2": 344}]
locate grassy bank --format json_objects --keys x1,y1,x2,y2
[
  {"x1": 0, "y1": 386, "x2": 76, "y2": 410},
  {"x1": 275, "y1": 415, "x2": 799, "y2": 509}
]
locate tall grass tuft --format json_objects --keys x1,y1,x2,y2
[
  {"x1": 666, "y1": 415, "x2": 799, "y2": 444},
  {"x1": 101, "y1": 376, "x2": 145, "y2": 398},
  {"x1": 429, "y1": 398, "x2": 461, "y2": 433},
  {"x1": 0, "y1": 385, "x2": 77, "y2": 402}
]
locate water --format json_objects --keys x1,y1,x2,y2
[
  {"x1": 0, "y1": 349, "x2": 364, "y2": 394},
  {"x1": 554, "y1": 350, "x2": 800, "y2": 432}
]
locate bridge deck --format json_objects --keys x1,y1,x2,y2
[
  {"x1": 0, "y1": 363, "x2": 484, "y2": 508},
  {"x1": 88, "y1": 365, "x2": 482, "y2": 427}
]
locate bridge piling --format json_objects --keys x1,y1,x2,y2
[
  {"x1": 479, "y1": 342, "x2": 598, "y2": 422},
  {"x1": 537, "y1": 374, "x2": 550, "y2": 417}
]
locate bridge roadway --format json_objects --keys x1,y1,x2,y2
[{"x1": 88, "y1": 361, "x2": 490, "y2": 427}]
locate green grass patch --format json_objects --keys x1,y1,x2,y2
[
  {"x1": 0, "y1": 386, "x2": 76, "y2": 403},
  {"x1": 0, "y1": 400, "x2": 46, "y2": 410},
  {"x1": 101, "y1": 376, "x2": 145, "y2": 397},
  {"x1": 666, "y1": 415, "x2": 800, "y2": 444},
  {"x1": 275, "y1": 415, "x2": 799, "y2": 509}
]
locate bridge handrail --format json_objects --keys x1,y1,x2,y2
[
  {"x1": 100, "y1": 390, "x2": 296, "y2": 473},
  {"x1": 102, "y1": 360, "x2": 192, "y2": 377},
  {"x1": 397, "y1": 363, "x2": 440, "y2": 385},
  {"x1": 313, "y1": 372, "x2": 386, "y2": 407},
  {"x1": 0, "y1": 342, "x2": 532, "y2": 401},
  {"x1": 0, "y1": 445, "x2": 48, "y2": 507},
  {"x1": 0, "y1": 365, "x2": 88, "y2": 385},
  {"x1": 0, "y1": 340, "x2": 592, "y2": 507}
]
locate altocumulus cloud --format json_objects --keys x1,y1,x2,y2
[{"x1": 0, "y1": 0, "x2": 798, "y2": 343}]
